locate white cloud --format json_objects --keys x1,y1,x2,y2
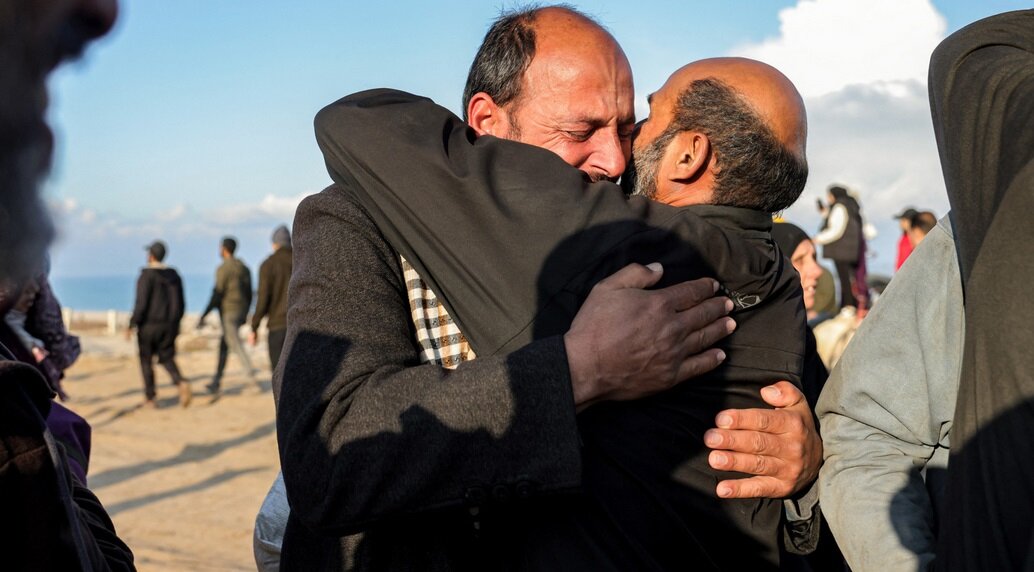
[
  {"x1": 731, "y1": 0, "x2": 946, "y2": 98},
  {"x1": 729, "y1": 0, "x2": 951, "y2": 275},
  {"x1": 46, "y1": 191, "x2": 313, "y2": 277},
  {"x1": 206, "y1": 193, "x2": 306, "y2": 225}
]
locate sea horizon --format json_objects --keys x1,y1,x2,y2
[{"x1": 49, "y1": 274, "x2": 217, "y2": 313}]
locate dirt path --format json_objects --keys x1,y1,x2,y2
[{"x1": 64, "y1": 332, "x2": 280, "y2": 571}]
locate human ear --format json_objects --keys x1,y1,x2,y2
[
  {"x1": 669, "y1": 131, "x2": 711, "y2": 182},
  {"x1": 466, "y1": 92, "x2": 510, "y2": 137}
]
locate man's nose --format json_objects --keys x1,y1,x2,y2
[{"x1": 587, "y1": 131, "x2": 627, "y2": 180}]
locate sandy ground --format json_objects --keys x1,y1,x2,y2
[{"x1": 62, "y1": 326, "x2": 280, "y2": 571}]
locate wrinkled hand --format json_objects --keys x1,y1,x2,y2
[
  {"x1": 704, "y1": 381, "x2": 821, "y2": 498},
  {"x1": 564, "y1": 262, "x2": 735, "y2": 410}
]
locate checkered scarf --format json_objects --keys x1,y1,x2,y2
[{"x1": 400, "y1": 256, "x2": 476, "y2": 369}]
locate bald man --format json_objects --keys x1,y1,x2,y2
[{"x1": 313, "y1": 56, "x2": 815, "y2": 569}]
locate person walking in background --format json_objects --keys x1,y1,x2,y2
[
  {"x1": 199, "y1": 236, "x2": 256, "y2": 395},
  {"x1": 814, "y1": 184, "x2": 867, "y2": 310},
  {"x1": 248, "y1": 225, "x2": 292, "y2": 372},
  {"x1": 128, "y1": 240, "x2": 189, "y2": 408},
  {"x1": 893, "y1": 207, "x2": 919, "y2": 270}
]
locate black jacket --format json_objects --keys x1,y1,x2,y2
[
  {"x1": 130, "y1": 266, "x2": 184, "y2": 328},
  {"x1": 301, "y1": 89, "x2": 810, "y2": 570},
  {"x1": 251, "y1": 247, "x2": 292, "y2": 333}
]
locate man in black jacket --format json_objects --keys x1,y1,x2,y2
[
  {"x1": 128, "y1": 240, "x2": 190, "y2": 407},
  {"x1": 278, "y1": 7, "x2": 821, "y2": 571},
  {"x1": 249, "y1": 225, "x2": 293, "y2": 372},
  {"x1": 314, "y1": 55, "x2": 812, "y2": 570},
  {"x1": 0, "y1": 0, "x2": 135, "y2": 569}
]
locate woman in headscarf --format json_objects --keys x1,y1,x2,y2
[
  {"x1": 813, "y1": 185, "x2": 867, "y2": 311},
  {"x1": 770, "y1": 221, "x2": 846, "y2": 571},
  {"x1": 771, "y1": 223, "x2": 829, "y2": 401}
]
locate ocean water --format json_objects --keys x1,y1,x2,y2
[{"x1": 49, "y1": 274, "x2": 216, "y2": 313}]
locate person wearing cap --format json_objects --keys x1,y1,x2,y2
[
  {"x1": 893, "y1": 207, "x2": 919, "y2": 271},
  {"x1": 199, "y1": 236, "x2": 257, "y2": 394},
  {"x1": 249, "y1": 225, "x2": 293, "y2": 371},
  {"x1": 907, "y1": 210, "x2": 937, "y2": 248},
  {"x1": 129, "y1": 240, "x2": 190, "y2": 408}
]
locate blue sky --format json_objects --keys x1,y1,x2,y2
[{"x1": 45, "y1": 0, "x2": 1028, "y2": 278}]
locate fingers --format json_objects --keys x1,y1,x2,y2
[
  {"x1": 675, "y1": 297, "x2": 735, "y2": 345},
  {"x1": 675, "y1": 348, "x2": 727, "y2": 382},
  {"x1": 595, "y1": 262, "x2": 664, "y2": 290},
  {"x1": 712, "y1": 404, "x2": 805, "y2": 435},
  {"x1": 704, "y1": 428, "x2": 785, "y2": 457},
  {"x1": 715, "y1": 476, "x2": 791, "y2": 499},
  {"x1": 759, "y1": 380, "x2": 806, "y2": 408},
  {"x1": 657, "y1": 277, "x2": 720, "y2": 311}
]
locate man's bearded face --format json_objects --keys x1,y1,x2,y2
[
  {"x1": 626, "y1": 128, "x2": 673, "y2": 200},
  {"x1": 0, "y1": 0, "x2": 117, "y2": 285}
]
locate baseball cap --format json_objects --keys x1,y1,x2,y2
[{"x1": 893, "y1": 207, "x2": 919, "y2": 220}]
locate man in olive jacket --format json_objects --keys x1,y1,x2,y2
[{"x1": 200, "y1": 236, "x2": 256, "y2": 393}]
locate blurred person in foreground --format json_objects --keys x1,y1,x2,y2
[
  {"x1": 0, "y1": 0, "x2": 134, "y2": 569},
  {"x1": 893, "y1": 207, "x2": 919, "y2": 271},
  {"x1": 929, "y1": 9, "x2": 1034, "y2": 569},
  {"x1": 199, "y1": 236, "x2": 257, "y2": 394},
  {"x1": 1, "y1": 266, "x2": 80, "y2": 401},
  {"x1": 248, "y1": 224, "x2": 292, "y2": 372},
  {"x1": 817, "y1": 214, "x2": 962, "y2": 571},
  {"x1": 127, "y1": 240, "x2": 190, "y2": 408}
]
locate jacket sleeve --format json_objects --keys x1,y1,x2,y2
[
  {"x1": 816, "y1": 219, "x2": 963, "y2": 571},
  {"x1": 251, "y1": 260, "x2": 270, "y2": 332},
  {"x1": 242, "y1": 265, "x2": 253, "y2": 313},
  {"x1": 201, "y1": 267, "x2": 224, "y2": 319},
  {"x1": 275, "y1": 187, "x2": 583, "y2": 535},
  {"x1": 314, "y1": 89, "x2": 720, "y2": 355},
  {"x1": 129, "y1": 273, "x2": 150, "y2": 328}
]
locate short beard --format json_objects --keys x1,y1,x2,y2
[{"x1": 627, "y1": 129, "x2": 675, "y2": 199}]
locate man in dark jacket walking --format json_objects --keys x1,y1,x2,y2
[
  {"x1": 249, "y1": 225, "x2": 292, "y2": 372},
  {"x1": 128, "y1": 240, "x2": 190, "y2": 407},
  {"x1": 199, "y1": 236, "x2": 257, "y2": 394}
]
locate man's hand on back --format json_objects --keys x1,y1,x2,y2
[
  {"x1": 564, "y1": 262, "x2": 735, "y2": 411},
  {"x1": 704, "y1": 381, "x2": 821, "y2": 498}
]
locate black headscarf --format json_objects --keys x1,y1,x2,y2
[
  {"x1": 929, "y1": 10, "x2": 1034, "y2": 570},
  {"x1": 771, "y1": 222, "x2": 811, "y2": 259}
]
